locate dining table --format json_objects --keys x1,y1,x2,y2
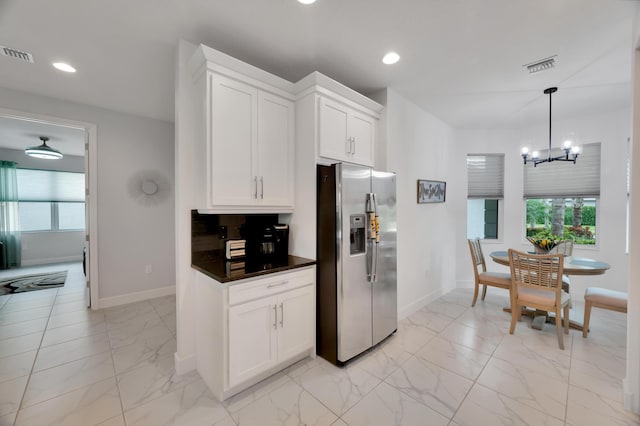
[{"x1": 489, "y1": 250, "x2": 611, "y2": 331}]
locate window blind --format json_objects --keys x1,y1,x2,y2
[
  {"x1": 467, "y1": 154, "x2": 504, "y2": 199},
  {"x1": 16, "y1": 169, "x2": 85, "y2": 202},
  {"x1": 523, "y1": 142, "x2": 600, "y2": 198}
]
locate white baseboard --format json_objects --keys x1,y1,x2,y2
[
  {"x1": 22, "y1": 256, "x2": 83, "y2": 266},
  {"x1": 97, "y1": 285, "x2": 175, "y2": 309},
  {"x1": 398, "y1": 287, "x2": 449, "y2": 320},
  {"x1": 174, "y1": 351, "x2": 197, "y2": 376},
  {"x1": 623, "y1": 378, "x2": 640, "y2": 414}
]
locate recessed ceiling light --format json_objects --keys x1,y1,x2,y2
[
  {"x1": 52, "y1": 62, "x2": 76, "y2": 73},
  {"x1": 382, "y1": 52, "x2": 400, "y2": 65},
  {"x1": 298, "y1": 0, "x2": 316, "y2": 4}
]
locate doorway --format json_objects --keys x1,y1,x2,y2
[{"x1": 0, "y1": 107, "x2": 98, "y2": 309}]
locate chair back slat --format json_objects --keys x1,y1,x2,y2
[
  {"x1": 468, "y1": 238, "x2": 486, "y2": 270},
  {"x1": 508, "y1": 249, "x2": 564, "y2": 293}
]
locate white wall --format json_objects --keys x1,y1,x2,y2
[
  {"x1": 174, "y1": 40, "x2": 199, "y2": 374},
  {"x1": 381, "y1": 88, "x2": 457, "y2": 318},
  {"x1": 0, "y1": 86, "x2": 176, "y2": 304},
  {"x1": 21, "y1": 231, "x2": 85, "y2": 266},
  {"x1": 453, "y1": 107, "x2": 631, "y2": 297}
]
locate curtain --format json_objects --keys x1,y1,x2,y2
[{"x1": 0, "y1": 161, "x2": 21, "y2": 269}]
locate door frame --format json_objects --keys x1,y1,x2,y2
[{"x1": 0, "y1": 107, "x2": 99, "y2": 309}]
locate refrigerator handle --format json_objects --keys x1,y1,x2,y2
[
  {"x1": 366, "y1": 193, "x2": 375, "y2": 282},
  {"x1": 366, "y1": 193, "x2": 379, "y2": 282},
  {"x1": 372, "y1": 193, "x2": 378, "y2": 282}
]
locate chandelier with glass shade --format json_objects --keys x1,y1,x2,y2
[{"x1": 520, "y1": 87, "x2": 580, "y2": 167}]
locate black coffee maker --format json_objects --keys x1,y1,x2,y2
[{"x1": 247, "y1": 224, "x2": 289, "y2": 263}]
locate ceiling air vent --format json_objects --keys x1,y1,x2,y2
[
  {"x1": 524, "y1": 55, "x2": 556, "y2": 74},
  {"x1": 1, "y1": 46, "x2": 34, "y2": 63}
]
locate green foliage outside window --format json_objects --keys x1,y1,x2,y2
[{"x1": 525, "y1": 198, "x2": 596, "y2": 245}]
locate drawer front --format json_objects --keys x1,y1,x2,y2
[{"x1": 229, "y1": 267, "x2": 315, "y2": 306}]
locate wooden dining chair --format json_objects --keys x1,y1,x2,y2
[
  {"x1": 467, "y1": 239, "x2": 511, "y2": 307},
  {"x1": 549, "y1": 240, "x2": 573, "y2": 305},
  {"x1": 508, "y1": 249, "x2": 571, "y2": 349},
  {"x1": 550, "y1": 240, "x2": 574, "y2": 256}
]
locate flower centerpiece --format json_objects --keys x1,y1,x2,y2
[{"x1": 527, "y1": 230, "x2": 562, "y2": 253}]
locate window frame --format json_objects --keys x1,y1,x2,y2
[{"x1": 18, "y1": 201, "x2": 86, "y2": 233}]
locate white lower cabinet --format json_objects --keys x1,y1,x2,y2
[
  {"x1": 228, "y1": 285, "x2": 313, "y2": 387},
  {"x1": 228, "y1": 295, "x2": 278, "y2": 387},
  {"x1": 195, "y1": 266, "x2": 315, "y2": 401}
]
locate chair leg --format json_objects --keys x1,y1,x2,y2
[
  {"x1": 481, "y1": 284, "x2": 488, "y2": 301},
  {"x1": 563, "y1": 304, "x2": 569, "y2": 334},
  {"x1": 583, "y1": 301, "x2": 592, "y2": 338},
  {"x1": 555, "y1": 306, "x2": 564, "y2": 350},
  {"x1": 472, "y1": 281, "x2": 479, "y2": 307},
  {"x1": 509, "y1": 307, "x2": 518, "y2": 334}
]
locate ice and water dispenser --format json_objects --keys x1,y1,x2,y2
[{"x1": 349, "y1": 214, "x2": 366, "y2": 255}]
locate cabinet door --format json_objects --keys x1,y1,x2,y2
[
  {"x1": 209, "y1": 74, "x2": 258, "y2": 206},
  {"x1": 257, "y1": 92, "x2": 294, "y2": 207},
  {"x1": 319, "y1": 97, "x2": 349, "y2": 162},
  {"x1": 349, "y1": 111, "x2": 375, "y2": 167},
  {"x1": 277, "y1": 285, "x2": 314, "y2": 362},
  {"x1": 228, "y1": 295, "x2": 277, "y2": 387}
]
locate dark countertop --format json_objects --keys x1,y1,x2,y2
[{"x1": 192, "y1": 251, "x2": 316, "y2": 283}]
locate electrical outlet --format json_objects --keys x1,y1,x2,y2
[
  {"x1": 219, "y1": 225, "x2": 227, "y2": 240},
  {"x1": 145, "y1": 264, "x2": 152, "y2": 274}
]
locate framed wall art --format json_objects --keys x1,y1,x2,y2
[{"x1": 417, "y1": 179, "x2": 446, "y2": 203}]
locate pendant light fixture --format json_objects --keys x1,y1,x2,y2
[
  {"x1": 25, "y1": 136, "x2": 63, "y2": 160},
  {"x1": 520, "y1": 87, "x2": 580, "y2": 167}
]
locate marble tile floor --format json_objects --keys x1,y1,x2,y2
[{"x1": 0, "y1": 280, "x2": 636, "y2": 426}]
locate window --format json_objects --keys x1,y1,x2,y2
[
  {"x1": 524, "y1": 142, "x2": 600, "y2": 245},
  {"x1": 16, "y1": 169, "x2": 85, "y2": 232},
  {"x1": 467, "y1": 154, "x2": 504, "y2": 239}
]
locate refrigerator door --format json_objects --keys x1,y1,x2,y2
[
  {"x1": 337, "y1": 163, "x2": 373, "y2": 362},
  {"x1": 371, "y1": 170, "x2": 397, "y2": 345}
]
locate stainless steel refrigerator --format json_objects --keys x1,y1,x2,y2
[{"x1": 316, "y1": 163, "x2": 397, "y2": 365}]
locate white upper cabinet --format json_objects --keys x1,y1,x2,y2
[
  {"x1": 206, "y1": 73, "x2": 294, "y2": 211},
  {"x1": 257, "y1": 91, "x2": 294, "y2": 207},
  {"x1": 209, "y1": 75, "x2": 258, "y2": 207},
  {"x1": 295, "y1": 72, "x2": 382, "y2": 168},
  {"x1": 319, "y1": 96, "x2": 375, "y2": 166},
  {"x1": 190, "y1": 44, "x2": 295, "y2": 213},
  {"x1": 348, "y1": 109, "x2": 375, "y2": 166}
]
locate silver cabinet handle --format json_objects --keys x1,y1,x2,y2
[
  {"x1": 351, "y1": 137, "x2": 356, "y2": 155},
  {"x1": 273, "y1": 304, "x2": 277, "y2": 330},
  {"x1": 267, "y1": 280, "x2": 289, "y2": 288},
  {"x1": 346, "y1": 137, "x2": 351, "y2": 154},
  {"x1": 279, "y1": 302, "x2": 284, "y2": 327},
  {"x1": 254, "y1": 176, "x2": 258, "y2": 199},
  {"x1": 260, "y1": 176, "x2": 264, "y2": 199}
]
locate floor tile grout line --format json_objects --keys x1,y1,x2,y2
[
  {"x1": 565, "y1": 332, "x2": 574, "y2": 424},
  {"x1": 107, "y1": 312, "x2": 129, "y2": 426},
  {"x1": 13, "y1": 287, "x2": 59, "y2": 423},
  {"x1": 284, "y1": 367, "x2": 341, "y2": 423},
  {"x1": 30, "y1": 340, "x2": 112, "y2": 375}
]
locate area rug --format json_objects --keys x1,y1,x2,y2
[{"x1": 0, "y1": 271, "x2": 67, "y2": 295}]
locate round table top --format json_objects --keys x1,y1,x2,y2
[{"x1": 489, "y1": 250, "x2": 610, "y2": 276}]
